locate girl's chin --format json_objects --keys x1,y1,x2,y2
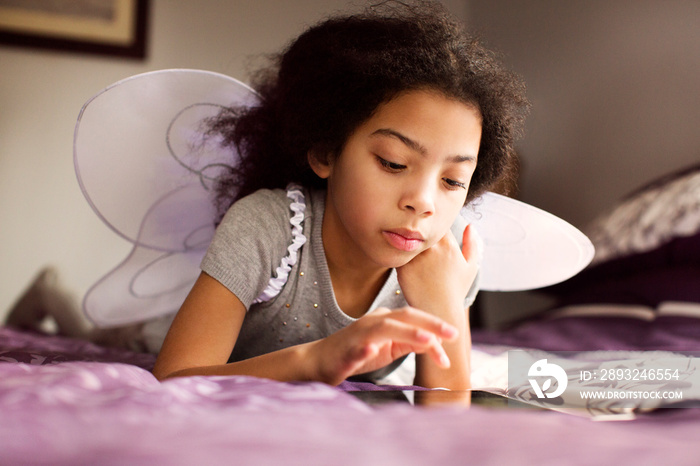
[{"x1": 377, "y1": 250, "x2": 422, "y2": 270}]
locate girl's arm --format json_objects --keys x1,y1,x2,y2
[
  {"x1": 152, "y1": 272, "x2": 458, "y2": 384},
  {"x1": 396, "y1": 225, "x2": 479, "y2": 390}
]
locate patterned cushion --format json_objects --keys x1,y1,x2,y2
[
  {"x1": 584, "y1": 163, "x2": 700, "y2": 266},
  {"x1": 541, "y1": 162, "x2": 700, "y2": 308}
]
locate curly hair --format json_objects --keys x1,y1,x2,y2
[{"x1": 209, "y1": 1, "x2": 529, "y2": 218}]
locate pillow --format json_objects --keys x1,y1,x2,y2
[
  {"x1": 541, "y1": 162, "x2": 700, "y2": 308},
  {"x1": 542, "y1": 237, "x2": 700, "y2": 308},
  {"x1": 585, "y1": 162, "x2": 700, "y2": 266}
]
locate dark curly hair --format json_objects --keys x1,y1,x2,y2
[{"x1": 209, "y1": 1, "x2": 529, "y2": 218}]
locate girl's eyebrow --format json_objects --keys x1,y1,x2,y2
[
  {"x1": 371, "y1": 128, "x2": 477, "y2": 163},
  {"x1": 372, "y1": 128, "x2": 426, "y2": 154}
]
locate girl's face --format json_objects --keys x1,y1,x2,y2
[{"x1": 311, "y1": 89, "x2": 482, "y2": 271}]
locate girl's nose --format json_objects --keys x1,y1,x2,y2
[{"x1": 400, "y1": 181, "x2": 435, "y2": 216}]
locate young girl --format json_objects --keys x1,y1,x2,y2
[{"x1": 151, "y1": 1, "x2": 529, "y2": 390}]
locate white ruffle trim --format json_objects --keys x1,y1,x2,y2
[{"x1": 253, "y1": 184, "x2": 307, "y2": 303}]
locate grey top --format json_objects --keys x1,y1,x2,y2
[{"x1": 200, "y1": 186, "x2": 478, "y2": 383}]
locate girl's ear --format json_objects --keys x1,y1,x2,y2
[{"x1": 307, "y1": 150, "x2": 332, "y2": 179}]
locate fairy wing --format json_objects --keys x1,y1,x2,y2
[
  {"x1": 74, "y1": 69, "x2": 257, "y2": 327},
  {"x1": 74, "y1": 69, "x2": 593, "y2": 327},
  {"x1": 459, "y1": 192, "x2": 594, "y2": 291}
]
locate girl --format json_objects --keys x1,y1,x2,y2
[{"x1": 152, "y1": 1, "x2": 529, "y2": 389}]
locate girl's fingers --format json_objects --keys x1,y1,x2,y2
[
  {"x1": 378, "y1": 307, "x2": 459, "y2": 341},
  {"x1": 360, "y1": 311, "x2": 455, "y2": 367},
  {"x1": 462, "y1": 224, "x2": 484, "y2": 265},
  {"x1": 344, "y1": 342, "x2": 379, "y2": 373},
  {"x1": 322, "y1": 306, "x2": 457, "y2": 383},
  {"x1": 462, "y1": 224, "x2": 471, "y2": 259}
]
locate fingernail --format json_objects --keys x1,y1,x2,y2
[
  {"x1": 440, "y1": 354, "x2": 451, "y2": 368},
  {"x1": 442, "y1": 323, "x2": 458, "y2": 338}
]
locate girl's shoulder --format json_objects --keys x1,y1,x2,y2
[
  {"x1": 204, "y1": 185, "x2": 319, "y2": 306},
  {"x1": 229, "y1": 187, "x2": 291, "y2": 212},
  {"x1": 221, "y1": 188, "x2": 295, "y2": 231},
  {"x1": 216, "y1": 185, "x2": 321, "y2": 245}
]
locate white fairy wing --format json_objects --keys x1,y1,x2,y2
[
  {"x1": 459, "y1": 192, "x2": 595, "y2": 292},
  {"x1": 82, "y1": 236, "x2": 206, "y2": 327},
  {"x1": 74, "y1": 69, "x2": 258, "y2": 326}
]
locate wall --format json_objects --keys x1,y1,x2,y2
[
  {"x1": 0, "y1": 0, "x2": 467, "y2": 321},
  {"x1": 466, "y1": 0, "x2": 700, "y2": 327},
  {"x1": 467, "y1": 0, "x2": 700, "y2": 226}
]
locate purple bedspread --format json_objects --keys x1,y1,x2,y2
[
  {"x1": 472, "y1": 315, "x2": 700, "y2": 352},
  {"x1": 2, "y1": 324, "x2": 700, "y2": 465}
]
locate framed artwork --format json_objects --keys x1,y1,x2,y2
[{"x1": 0, "y1": 0, "x2": 149, "y2": 59}]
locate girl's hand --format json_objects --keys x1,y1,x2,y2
[
  {"x1": 396, "y1": 224, "x2": 480, "y2": 317},
  {"x1": 305, "y1": 306, "x2": 458, "y2": 386},
  {"x1": 395, "y1": 225, "x2": 480, "y2": 389}
]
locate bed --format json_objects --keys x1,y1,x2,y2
[{"x1": 2, "y1": 163, "x2": 699, "y2": 465}]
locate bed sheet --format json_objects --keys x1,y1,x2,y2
[
  {"x1": 472, "y1": 314, "x2": 700, "y2": 352},
  {"x1": 2, "y1": 323, "x2": 700, "y2": 465}
]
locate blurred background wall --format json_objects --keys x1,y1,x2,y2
[
  {"x1": 467, "y1": 0, "x2": 700, "y2": 227},
  {"x1": 1, "y1": 0, "x2": 698, "y2": 327}
]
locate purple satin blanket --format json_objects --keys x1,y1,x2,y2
[
  {"x1": 472, "y1": 315, "x2": 700, "y2": 352},
  {"x1": 2, "y1": 323, "x2": 700, "y2": 465}
]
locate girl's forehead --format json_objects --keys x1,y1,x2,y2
[
  {"x1": 352, "y1": 90, "x2": 482, "y2": 160},
  {"x1": 364, "y1": 90, "x2": 481, "y2": 131},
  {"x1": 371, "y1": 90, "x2": 481, "y2": 123}
]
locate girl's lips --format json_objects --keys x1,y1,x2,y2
[{"x1": 382, "y1": 230, "x2": 425, "y2": 252}]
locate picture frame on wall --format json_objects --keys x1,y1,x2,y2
[{"x1": 0, "y1": 0, "x2": 149, "y2": 59}]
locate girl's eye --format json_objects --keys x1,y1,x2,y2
[
  {"x1": 443, "y1": 178, "x2": 467, "y2": 190},
  {"x1": 376, "y1": 156, "x2": 406, "y2": 172}
]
